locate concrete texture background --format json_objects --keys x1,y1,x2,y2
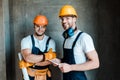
[{"x1": 0, "y1": 0, "x2": 120, "y2": 80}]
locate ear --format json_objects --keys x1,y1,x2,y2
[{"x1": 33, "y1": 24, "x2": 35, "y2": 28}]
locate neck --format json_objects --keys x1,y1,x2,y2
[
  {"x1": 34, "y1": 34, "x2": 44, "y2": 40},
  {"x1": 74, "y1": 27, "x2": 78, "y2": 34}
]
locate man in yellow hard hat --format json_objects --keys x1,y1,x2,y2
[
  {"x1": 20, "y1": 14, "x2": 56, "y2": 80},
  {"x1": 58, "y1": 5, "x2": 100, "y2": 80}
]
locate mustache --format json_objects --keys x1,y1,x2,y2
[{"x1": 35, "y1": 32, "x2": 44, "y2": 36}]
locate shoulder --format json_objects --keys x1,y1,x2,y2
[
  {"x1": 21, "y1": 35, "x2": 33, "y2": 50},
  {"x1": 21, "y1": 35, "x2": 32, "y2": 43},
  {"x1": 76, "y1": 31, "x2": 94, "y2": 44},
  {"x1": 80, "y1": 32, "x2": 93, "y2": 41}
]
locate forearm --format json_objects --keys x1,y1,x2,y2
[
  {"x1": 71, "y1": 50, "x2": 100, "y2": 71},
  {"x1": 71, "y1": 60, "x2": 99, "y2": 71},
  {"x1": 21, "y1": 49, "x2": 44, "y2": 63},
  {"x1": 24, "y1": 54, "x2": 44, "y2": 63},
  {"x1": 35, "y1": 61, "x2": 51, "y2": 66}
]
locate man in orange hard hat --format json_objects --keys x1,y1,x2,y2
[
  {"x1": 20, "y1": 14, "x2": 56, "y2": 80},
  {"x1": 58, "y1": 5, "x2": 100, "y2": 80}
]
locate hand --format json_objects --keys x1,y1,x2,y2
[
  {"x1": 58, "y1": 63, "x2": 72, "y2": 73},
  {"x1": 45, "y1": 48, "x2": 56, "y2": 60},
  {"x1": 19, "y1": 60, "x2": 34, "y2": 69}
]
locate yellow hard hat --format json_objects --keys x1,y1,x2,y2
[
  {"x1": 33, "y1": 15, "x2": 48, "y2": 26},
  {"x1": 59, "y1": 5, "x2": 78, "y2": 17}
]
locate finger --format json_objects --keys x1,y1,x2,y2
[
  {"x1": 58, "y1": 63, "x2": 62, "y2": 68},
  {"x1": 60, "y1": 67, "x2": 64, "y2": 72}
]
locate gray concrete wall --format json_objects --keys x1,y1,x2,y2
[
  {"x1": 96, "y1": 0, "x2": 120, "y2": 80},
  {"x1": 0, "y1": 0, "x2": 120, "y2": 80},
  {"x1": 9, "y1": 0, "x2": 99, "y2": 80},
  {"x1": 0, "y1": 0, "x2": 7, "y2": 80}
]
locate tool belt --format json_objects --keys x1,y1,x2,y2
[{"x1": 27, "y1": 68, "x2": 51, "y2": 80}]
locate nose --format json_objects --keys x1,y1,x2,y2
[
  {"x1": 37, "y1": 26, "x2": 45, "y2": 31},
  {"x1": 39, "y1": 26, "x2": 42, "y2": 29}
]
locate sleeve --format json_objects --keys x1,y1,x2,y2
[
  {"x1": 81, "y1": 33, "x2": 95, "y2": 53},
  {"x1": 48, "y1": 39, "x2": 56, "y2": 52},
  {"x1": 21, "y1": 36, "x2": 32, "y2": 50}
]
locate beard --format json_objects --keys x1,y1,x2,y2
[
  {"x1": 62, "y1": 24, "x2": 69, "y2": 30},
  {"x1": 35, "y1": 32, "x2": 45, "y2": 36}
]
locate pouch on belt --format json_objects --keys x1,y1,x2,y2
[{"x1": 27, "y1": 68, "x2": 51, "y2": 80}]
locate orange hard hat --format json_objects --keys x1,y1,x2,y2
[
  {"x1": 59, "y1": 5, "x2": 78, "y2": 17},
  {"x1": 33, "y1": 15, "x2": 48, "y2": 26}
]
